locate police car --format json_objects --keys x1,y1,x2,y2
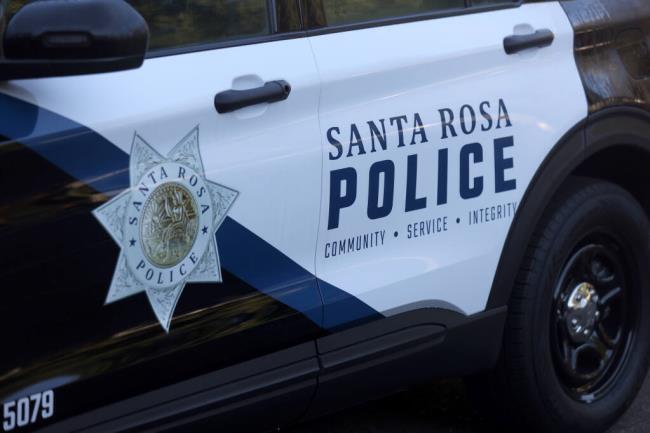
[{"x1": 1, "y1": 0, "x2": 649, "y2": 432}]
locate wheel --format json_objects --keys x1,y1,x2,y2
[{"x1": 483, "y1": 178, "x2": 650, "y2": 433}]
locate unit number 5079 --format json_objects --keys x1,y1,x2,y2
[{"x1": 2, "y1": 390, "x2": 54, "y2": 431}]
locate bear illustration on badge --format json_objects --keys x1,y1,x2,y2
[{"x1": 93, "y1": 126, "x2": 238, "y2": 331}]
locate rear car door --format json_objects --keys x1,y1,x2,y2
[
  {"x1": 307, "y1": 0, "x2": 588, "y2": 327},
  {"x1": 0, "y1": 2, "x2": 323, "y2": 431}
]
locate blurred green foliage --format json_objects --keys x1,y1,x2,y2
[
  {"x1": 126, "y1": 0, "x2": 269, "y2": 50},
  {"x1": 6, "y1": 0, "x2": 22, "y2": 16},
  {"x1": 322, "y1": 0, "x2": 465, "y2": 25}
]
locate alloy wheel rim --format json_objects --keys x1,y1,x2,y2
[{"x1": 550, "y1": 240, "x2": 634, "y2": 402}]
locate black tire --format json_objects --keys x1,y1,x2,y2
[{"x1": 480, "y1": 178, "x2": 650, "y2": 433}]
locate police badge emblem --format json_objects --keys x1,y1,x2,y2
[{"x1": 93, "y1": 126, "x2": 238, "y2": 331}]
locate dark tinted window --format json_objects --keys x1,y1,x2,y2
[
  {"x1": 471, "y1": 0, "x2": 518, "y2": 5},
  {"x1": 320, "y1": 0, "x2": 465, "y2": 26},
  {"x1": 127, "y1": 0, "x2": 271, "y2": 51}
]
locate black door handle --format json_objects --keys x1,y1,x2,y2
[
  {"x1": 214, "y1": 80, "x2": 291, "y2": 114},
  {"x1": 504, "y1": 29, "x2": 555, "y2": 55}
]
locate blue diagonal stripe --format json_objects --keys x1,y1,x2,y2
[{"x1": 0, "y1": 91, "x2": 381, "y2": 330}]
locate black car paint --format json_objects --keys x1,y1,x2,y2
[
  {"x1": 561, "y1": 0, "x2": 650, "y2": 113},
  {"x1": 0, "y1": 94, "x2": 503, "y2": 432},
  {"x1": 0, "y1": 96, "x2": 323, "y2": 431}
]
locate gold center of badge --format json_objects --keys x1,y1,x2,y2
[{"x1": 140, "y1": 182, "x2": 199, "y2": 268}]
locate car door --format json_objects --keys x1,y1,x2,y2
[
  {"x1": 307, "y1": 0, "x2": 588, "y2": 328},
  {"x1": 0, "y1": 1, "x2": 324, "y2": 432}
]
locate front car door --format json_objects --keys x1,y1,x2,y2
[{"x1": 0, "y1": 1, "x2": 324, "y2": 431}]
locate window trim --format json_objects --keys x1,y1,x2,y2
[
  {"x1": 145, "y1": 31, "x2": 306, "y2": 59},
  {"x1": 269, "y1": 0, "x2": 279, "y2": 33}
]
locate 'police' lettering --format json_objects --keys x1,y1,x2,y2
[
  {"x1": 328, "y1": 168, "x2": 357, "y2": 230},
  {"x1": 324, "y1": 99, "x2": 516, "y2": 230},
  {"x1": 367, "y1": 160, "x2": 395, "y2": 220},
  {"x1": 460, "y1": 142, "x2": 484, "y2": 199}
]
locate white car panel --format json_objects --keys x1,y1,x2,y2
[
  {"x1": 0, "y1": 39, "x2": 323, "y2": 275},
  {"x1": 310, "y1": 2, "x2": 588, "y2": 317}
]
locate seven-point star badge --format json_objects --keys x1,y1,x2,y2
[{"x1": 93, "y1": 126, "x2": 238, "y2": 331}]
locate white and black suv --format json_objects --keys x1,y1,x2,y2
[{"x1": 1, "y1": 1, "x2": 650, "y2": 432}]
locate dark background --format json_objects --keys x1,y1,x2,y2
[{"x1": 291, "y1": 376, "x2": 650, "y2": 433}]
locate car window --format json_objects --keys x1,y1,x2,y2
[
  {"x1": 321, "y1": 0, "x2": 466, "y2": 26},
  {"x1": 4, "y1": 1, "x2": 271, "y2": 52},
  {"x1": 127, "y1": 0, "x2": 271, "y2": 51},
  {"x1": 471, "y1": 0, "x2": 518, "y2": 5}
]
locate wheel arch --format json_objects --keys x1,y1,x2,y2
[{"x1": 487, "y1": 106, "x2": 650, "y2": 310}]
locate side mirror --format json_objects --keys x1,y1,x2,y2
[{"x1": 0, "y1": 0, "x2": 149, "y2": 81}]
